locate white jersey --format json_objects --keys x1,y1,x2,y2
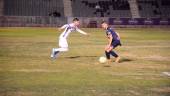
[{"x1": 59, "y1": 23, "x2": 87, "y2": 39}]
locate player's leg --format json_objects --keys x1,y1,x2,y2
[
  {"x1": 51, "y1": 38, "x2": 68, "y2": 58},
  {"x1": 53, "y1": 47, "x2": 68, "y2": 52},
  {"x1": 105, "y1": 51, "x2": 110, "y2": 60},
  {"x1": 51, "y1": 47, "x2": 68, "y2": 58},
  {"x1": 105, "y1": 46, "x2": 112, "y2": 63},
  {"x1": 109, "y1": 50, "x2": 118, "y2": 58},
  {"x1": 106, "y1": 46, "x2": 120, "y2": 63},
  {"x1": 110, "y1": 50, "x2": 120, "y2": 63},
  {"x1": 51, "y1": 48, "x2": 58, "y2": 58},
  {"x1": 110, "y1": 40, "x2": 121, "y2": 63}
]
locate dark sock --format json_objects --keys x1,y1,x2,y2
[
  {"x1": 105, "y1": 51, "x2": 110, "y2": 59},
  {"x1": 54, "y1": 51, "x2": 60, "y2": 55},
  {"x1": 110, "y1": 51, "x2": 118, "y2": 57}
]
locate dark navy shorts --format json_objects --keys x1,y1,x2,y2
[{"x1": 111, "y1": 40, "x2": 121, "y2": 48}]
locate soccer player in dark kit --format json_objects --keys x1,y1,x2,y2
[{"x1": 101, "y1": 21, "x2": 122, "y2": 63}]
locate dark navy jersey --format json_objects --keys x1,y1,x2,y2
[{"x1": 106, "y1": 27, "x2": 120, "y2": 41}]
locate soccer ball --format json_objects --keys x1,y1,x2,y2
[{"x1": 99, "y1": 56, "x2": 107, "y2": 63}]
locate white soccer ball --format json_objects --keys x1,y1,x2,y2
[{"x1": 99, "y1": 56, "x2": 107, "y2": 63}]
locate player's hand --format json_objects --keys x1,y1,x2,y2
[
  {"x1": 85, "y1": 33, "x2": 90, "y2": 37},
  {"x1": 58, "y1": 28, "x2": 62, "y2": 31}
]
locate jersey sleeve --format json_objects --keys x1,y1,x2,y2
[{"x1": 60, "y1": 24, "x2": 69, "y2": 29}]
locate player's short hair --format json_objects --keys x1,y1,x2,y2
[
  {"x1": 73, "y1": 18, "x2": 79, "y2": 22},
  {"x1": 101, "y1": 21, "x2": 107, "y2": 24}
]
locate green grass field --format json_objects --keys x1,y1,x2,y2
[{"x1": 0, "y1": 27, "x2": 170, "y2": 96}]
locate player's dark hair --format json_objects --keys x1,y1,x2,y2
[
  {"x1": 101, "y1": 21, "x2": 107, "y2": 24},
  {"x1": 73, "y1": 18, "x2": 79, "y2": 21}
]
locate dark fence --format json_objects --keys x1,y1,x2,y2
[
  {"x1": 0, "y1": 16, "x2": 67, "y2": 27},
  {"x1": 4, "y1": 0, "x2": 64, "y2": 17},
  {"x1": 109, "y1": 18, "x2": 170, "y2": 25},
  {"x1": 0, "y1": 16, "x2": 170, "y2": 27}
]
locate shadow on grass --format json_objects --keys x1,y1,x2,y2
[
  {"x1": 66, "y1": 56, "x2": 98, "y2": 59},
  {"x1": 65, "y1": 56, "x2": 133, "y2": 63},
  {"x1": 103, "y1": 65, "x2": 111, "y2": 67},
  {"x1": 119, "y1": 58, "x2": 133, "y2": 63}
]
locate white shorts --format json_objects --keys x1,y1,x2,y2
[{"x1": 59, "y1": 37, "x2": 68, "y2": 48}]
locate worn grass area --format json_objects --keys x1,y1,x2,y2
[{"x1": 0, "y1": 27, "x2": 170, "y2": 96}]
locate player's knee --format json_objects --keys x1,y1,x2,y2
[
  {"x1": 64, "y1": 48, "x2": 68, "y2": 51},
  {"x1": 104, "y1": 47, "x2": 107, "y2": 51},
  {"x1": 106, "y1": 47, "x2": 112, "y2": 52},
  {"x1": 105, "y1": 46, "x2": 109, "y2": 51},
  {"x1": 106, "y1": 48, "x2": 110, "y2": 52},
  {"x1": 59, "y1": 47, "x2": 68, "y2": 52},
  {"x1": 65, "y1": 48, "x2": 68, "y2": 51}
]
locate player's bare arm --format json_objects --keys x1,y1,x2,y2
[
  {"x1": 76, "y1": 28, "x2": 88, "y2": 35},
  {"x1": 76, "y1": 27, "x2": 90, "y2": 36},
  {"x1": 58, "y1": 27, "x2": 62, "y2": 31}
]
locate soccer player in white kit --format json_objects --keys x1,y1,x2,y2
[{"x1": 51, "y1": 18, "x2": 88, "y2": 59}]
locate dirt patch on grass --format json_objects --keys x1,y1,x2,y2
[
  {"x1": 143, "y1": 55, "x2": 170, "y2": 61},
  {"x1": 128, "y1": 90, "x2": 140, "y2": 95},
  {"x1": 124, "y1": 45, "x2": 170, "y2": 48},
  {"x1": 123, "y1": 52, "x2": 137, "y2": 57},
  {"x1": 151, "y1": 87, "x2": 170, "y2": 93},
  {"x1": 0, "y1": 91, "x2": 37, "y2": 96},
  {"x1": 110, "y1": 72, "x2": 160, "y2": 76}
]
